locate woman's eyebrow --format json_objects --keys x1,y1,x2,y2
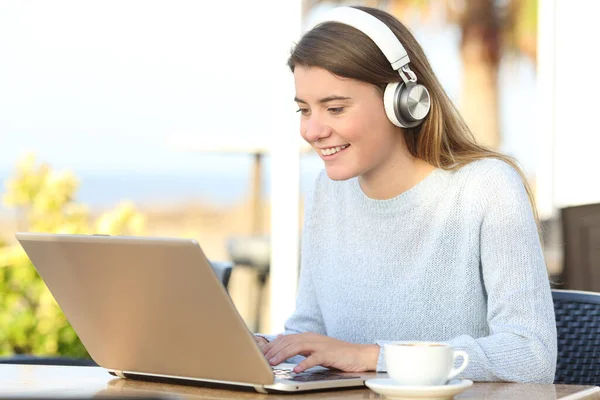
[{"x1": 294, "y1": 95, "x2": 352, "y2": 104}]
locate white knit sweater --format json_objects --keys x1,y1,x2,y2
[{"x1": 263, "y1": 158, "x2": 557, "y2": 383}]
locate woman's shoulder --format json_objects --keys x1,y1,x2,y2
[
  {"x1": 452, "y1": 158, "x2": 530, "y2": 214},
  {"x1": 454, "y1": 158, "x2": 524, "y2": 189}
]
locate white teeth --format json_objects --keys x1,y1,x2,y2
[{"x1": 320, "y1": 145, "x2": 349, "y2": 156}]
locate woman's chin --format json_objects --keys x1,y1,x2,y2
[{"x1": 324, "y1": 166, "x2": 357, "y2": 181}]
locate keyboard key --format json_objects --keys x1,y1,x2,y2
[{"x1": 273, "y1": 368, "x2": 359, "y2": 382}]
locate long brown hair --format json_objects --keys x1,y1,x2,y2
[{"x1": 287, "y1": 5, "x2": 540, "y2": 229}]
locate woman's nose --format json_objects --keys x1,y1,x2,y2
[{"x1": 303, "y1": 115, "x2": 331, "y2": 143}]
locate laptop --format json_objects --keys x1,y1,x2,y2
[{"x1": 15, "y1": 232, "x2": 372, "y2": 393}]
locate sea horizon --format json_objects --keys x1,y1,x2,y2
[{"x1": 0, "y1": 162, "x2": 323, "y2": 216}]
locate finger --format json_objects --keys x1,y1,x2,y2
[
  {"x1": 293, "y1": 354, "x2": 322, "y2": 373},
  {"x1": 264, "y1": 334, "x2": 296, "y2": 360},
  {"x1": 261, "y1": 334, "x2": 284, "y2": 355},
  {"x1": 264, "y1": 337, "x2": 296, "y2": 362},
  {"x1": 254, "y1": 338, "x2": 268, "y2": 352},
  {"x1": 253, "y1": 336, "x2": 267, "y2": 346},
  {"x1": 268, "y1": 341, "x2": 313, "y2": 366}
]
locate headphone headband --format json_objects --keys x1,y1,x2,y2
[
  {"x1": 310, "y1": 7, "x2": 411, "y2": 77},
  {"x1": 307, "y1": 6, "x2": 430, "y2": 128}
]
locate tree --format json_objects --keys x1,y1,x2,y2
[{"x1": 0, "y1": 154, "x2": 146, "y2": 357}]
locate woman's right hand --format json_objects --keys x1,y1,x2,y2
[{"x1": 254, "y1": 335, "x2": 269, "y2": 353}]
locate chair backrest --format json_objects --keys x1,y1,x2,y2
[
  {"x1": 226, "y1": 236, "x2": 271, "y2": 275},
  {"x1": 560, "y1": 203, "x2": 600, "y2": 291},
  {"x1": 210, "y1": 261, "x2": 233, "y2": 290},
  {"x1": 552, "y1": 289, "x2": 600, "y2": 385}
]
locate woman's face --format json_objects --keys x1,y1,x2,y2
[{"x1": 294, "y1": 65, "x2": 404, "y2": 182}]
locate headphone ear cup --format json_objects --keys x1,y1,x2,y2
[
  {"x1": 399, "y1": 82, "x2": 430, "y2": 126},
  {"x1": 383, "y1": 82, "x2": 431, "y2": 128},
  {"x1": 384, "y1": 82, "x2": 403, "y2": 128}
]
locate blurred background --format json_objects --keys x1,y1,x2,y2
[{"x1": 1, "y1": 0, "x2": 599, "y2": 361}]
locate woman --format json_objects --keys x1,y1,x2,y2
[{"x1": 254, "y1": 5, "x2": 557, "y2": 383}]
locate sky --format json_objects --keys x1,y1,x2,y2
[
  {"x1": 0, "y1": 1, "x2": 279, "y2": 174},
  {"x1": 0, "y1": 1, "x2": 537, "y2": 207}
]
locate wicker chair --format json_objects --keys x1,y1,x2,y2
[
  {"x1": 209, "y1": 260, "x2": 234, "y2": 291},
  {"x1": 552, "y1": 289, "x2": 600, "y2": 385}
]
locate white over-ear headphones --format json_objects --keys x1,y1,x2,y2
[{"x1": 309, "y1": 7, "x2": 431, "y2": 128}]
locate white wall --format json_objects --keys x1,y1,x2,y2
[
  {"x1": 268, "y1": 0, "x2": 302, "y2": 334},
  {"x1": 536, "y1": 0, "x2": 600, "y2": 218}
]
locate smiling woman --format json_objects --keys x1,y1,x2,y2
[
  {"x1": 253, "y1": 5, "x2": 557, "y2": 384},
  {"x1": 293, "y1": 66, "x2": 434, "y2": 188},
  {"x1": 318, "y1": 144, "x2": 349, "y2": 157}
]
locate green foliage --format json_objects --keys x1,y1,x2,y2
[{"x1": 0, "y1": 153, "x2": 146, "y2": 357}]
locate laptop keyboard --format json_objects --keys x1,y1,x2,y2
[{"x1": 272, "y1": 368, "x2": 360, "y2": 382}]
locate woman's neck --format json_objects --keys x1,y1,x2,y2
[{"x1": 358, "y1": 155, "x2": 436, "y2": 200}]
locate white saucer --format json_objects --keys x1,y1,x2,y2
[{"x1": 365, "y1": 378, "x2": 473, "y2": 400}]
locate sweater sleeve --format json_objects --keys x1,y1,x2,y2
[
  {"x1": 376, "y1": 161, "x2": 557, "y2": 381},
  {"x1": 445, "y1": 161, "x2": 557, "y2": 383}
]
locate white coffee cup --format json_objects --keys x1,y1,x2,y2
[{"x1": 384, "y1": 341, "x2": 469, "y2": 386}]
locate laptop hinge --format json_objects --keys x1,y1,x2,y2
[
  {"x1": 254, "y1": 385, "x2": 267, "y2": 393},
  {"x1": 114, "y1": 370, "x2": 126, "y2": 379}
]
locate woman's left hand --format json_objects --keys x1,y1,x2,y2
[{"x1": 261, "y1": 332, "x2": 379, "y2": 373}]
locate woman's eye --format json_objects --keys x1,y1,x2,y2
[
  {"x1": 296, "y1": 108, "x2": 310, "y2": 116},
  {"x1": 328, "y1": 107, "x2": 344, "y2": 114}
]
